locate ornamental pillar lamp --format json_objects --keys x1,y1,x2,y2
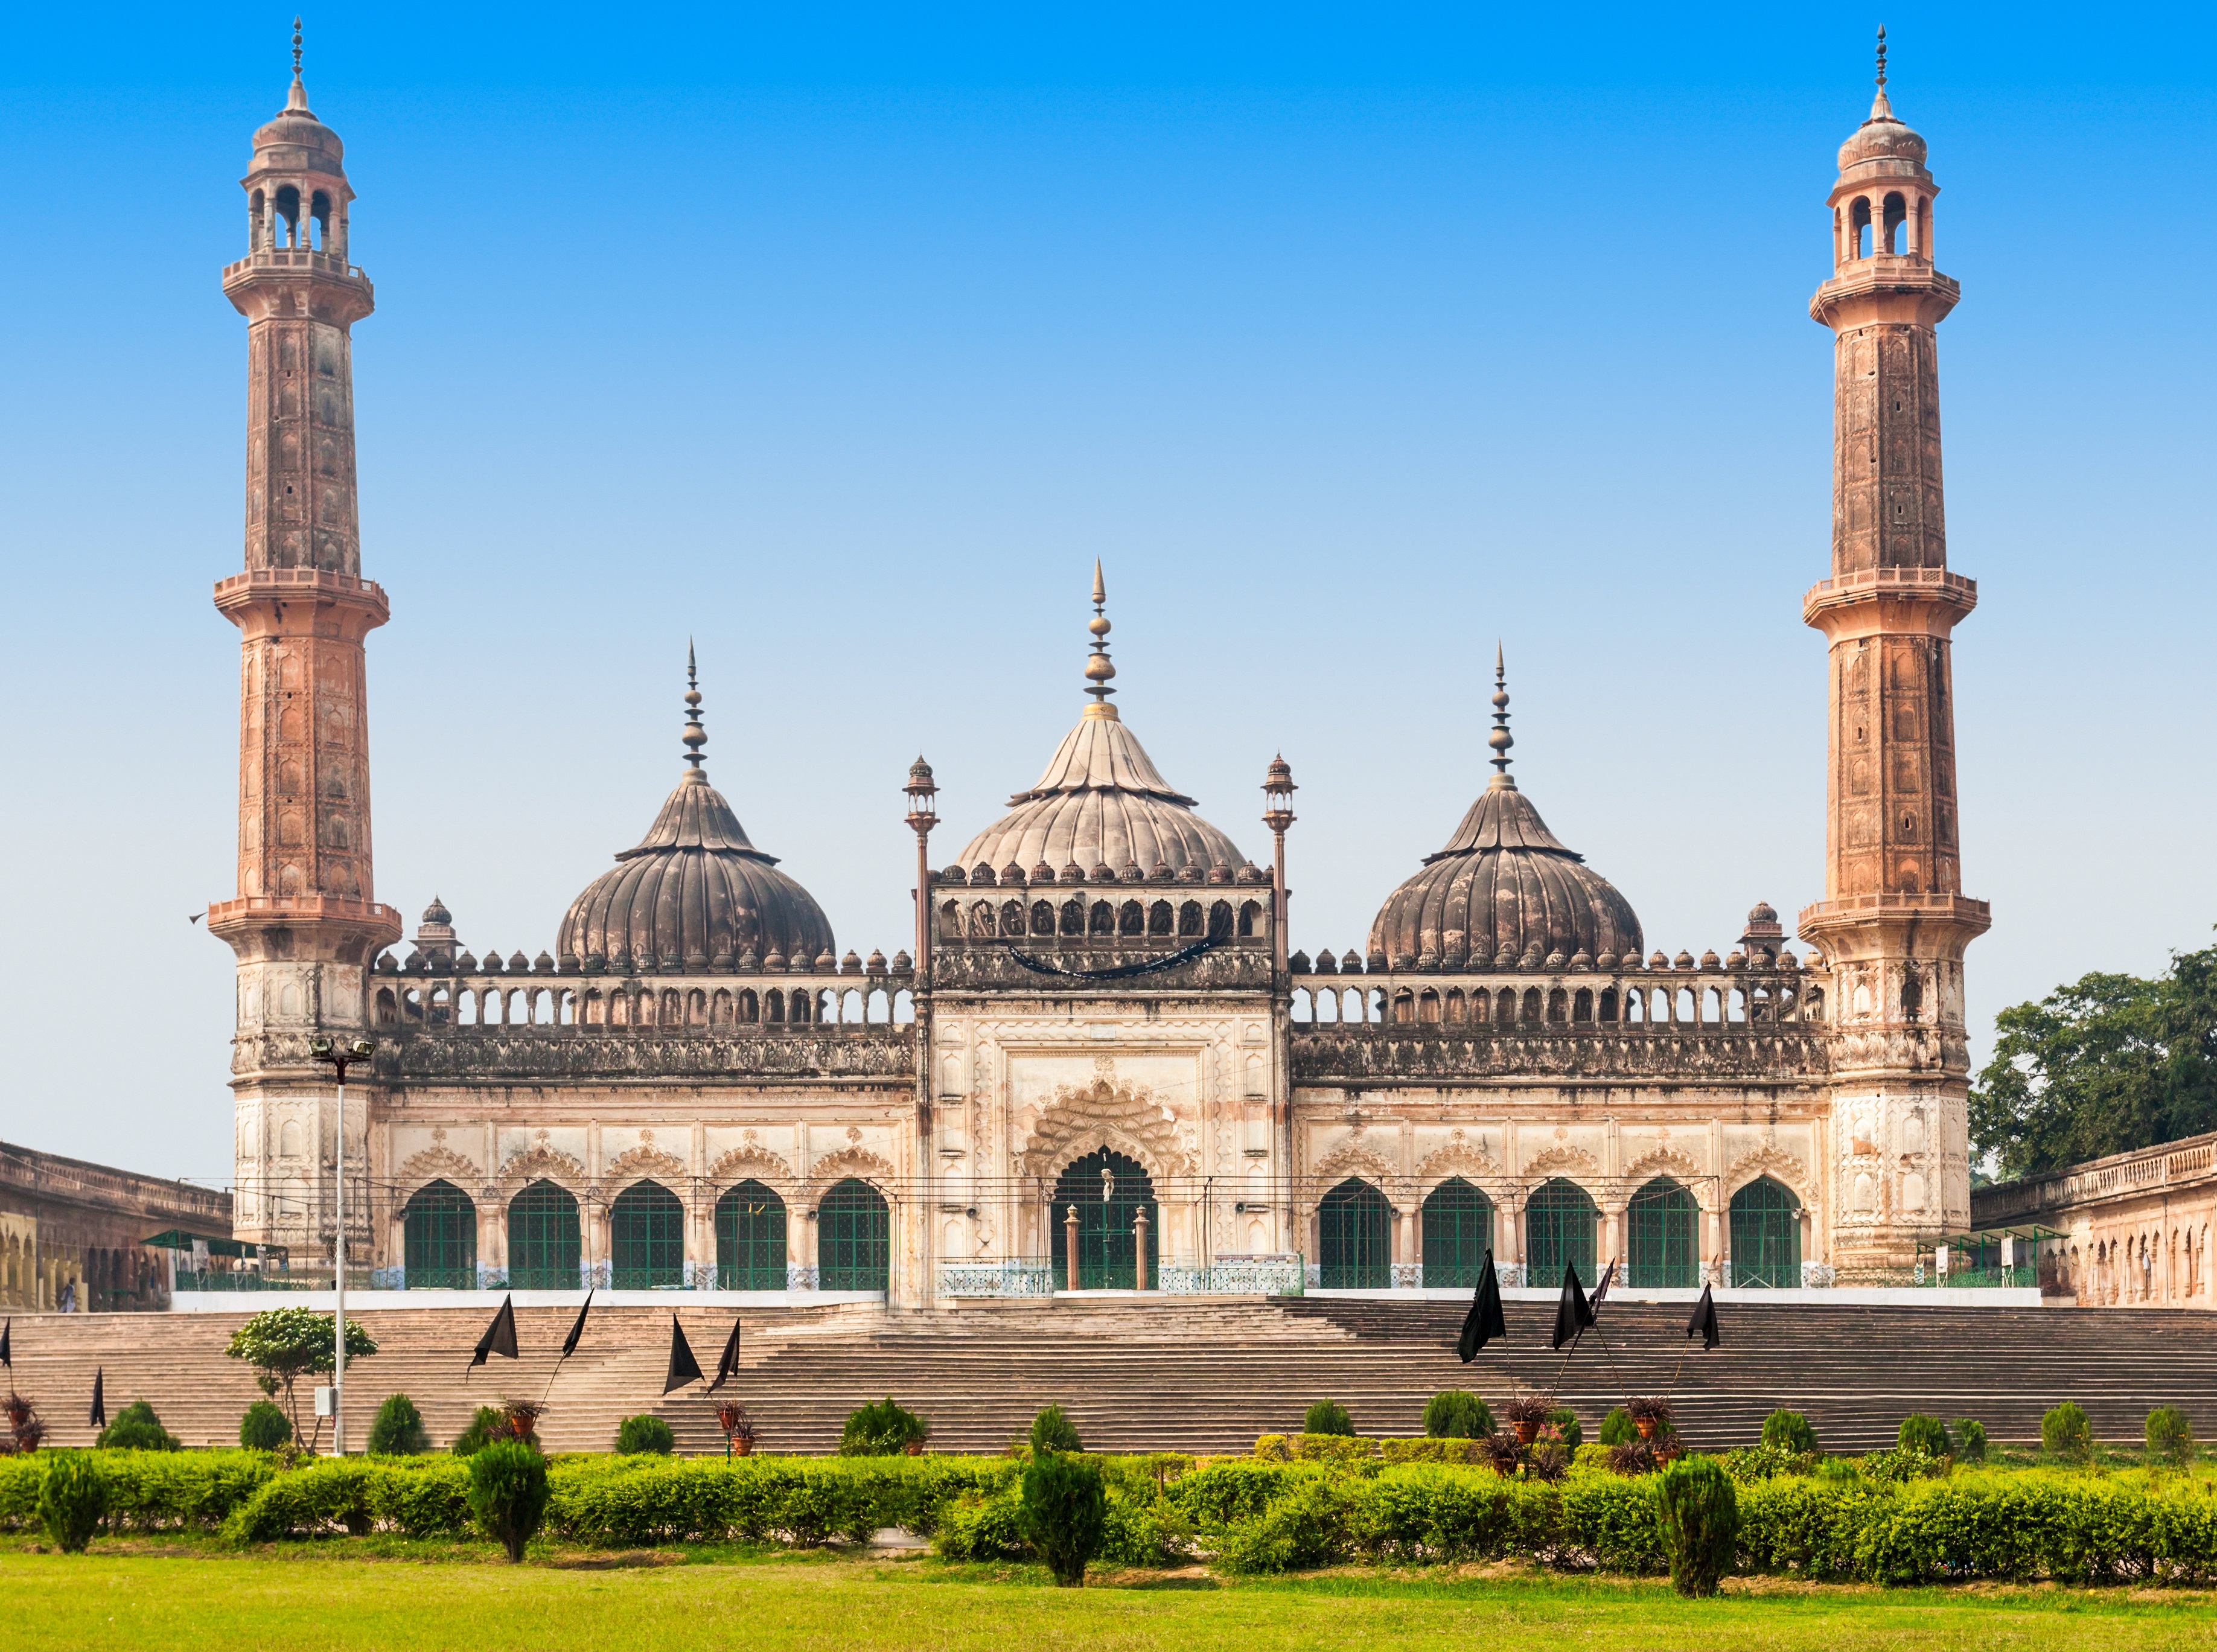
[
  {"x1": 1261, "y1": 754, "x2": 1297, "y2": 981},
  {"x1": 904, "y1": 756, "x2": 938, "y2": 978}
]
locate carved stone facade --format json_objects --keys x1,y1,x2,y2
[
  {"x1": 1974, "y1": 1134, "x2": 2217, "y2": 1310},
  {"x1": 211, "y1": 49, "x2": 1989, "y2": 1299}
]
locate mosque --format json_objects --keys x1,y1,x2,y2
[{"x1": 211, "y1": 33, "x2": 1985, "y2": 1306}]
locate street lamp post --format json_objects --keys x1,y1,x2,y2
[
  {"x1": 1260, "y1": 758, "x2": 1297, "y2": 1268},
  {"x1": 1260, "y1": 756, "x2": 1297, "y2": 984},
  {"x1": 309, "y1": 1035, "x2": 375, "y2": 1455},
  {"x1": 903, "y1": 757, "x2": 939, "y2": 1307}
]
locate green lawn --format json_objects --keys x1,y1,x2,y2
[{"x1": 4, "y1": 1545, "x2": 2216, "y2": 1651}]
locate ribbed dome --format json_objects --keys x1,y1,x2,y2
[
  {"x1": 1838, "y1": 40, "x2": 1927, "y2": 169},
  {"x1": 1367, "y1": 658, "x2": 1640, "y2": 969},
  {"x1": 954, "y1": 706, "x2": 1254, "y2": 878},
  {"x1": 556, "y1": 659, "x2": 834, "y2": 972}
]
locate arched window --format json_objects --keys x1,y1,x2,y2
[
  {"x1": 1882, "y1": 191, "x2": 1906, "y2": 254},
  {"x1": 1062, "y1": 898, "x2": 1088, "y2": 936},
  {"x1": 610, "y1": 1180, "x2": 685, "y2": 1289},
  {"x1": 716, "y1": 1179, "x2": 787, "y2": 1290},
  {"x1": 1526, "y1": 1178, "x2": 1598, "y2": 1287},
  {"x1": 403, "y1": 1180, "x2": 476, "y2": 1289},
  {"x1": 1050, "y1": 1150, "x2": 1158, "y2": 1290},
  {"x1": 1178, "y1": 902, "x2": 1204, "y2": 937},
  {"x1": 1421, "y1": 1178, "x2": 1494, "y2": 1288},
  {"x1": 1032, "y1": 900, "x2": 1057, "y2": 936},
  {"x1": 1317, "y1": 1178, "x2": 1391, "y2": 1289},
  {"x1": 818, "y1": 1178, "x2": 890, "y2": 1292},
  {"x1": 1118, "y1": 900, "x2": 1144, "y2": 936},
  {"x1": 1149, "y1": 901, "x2": 1173, "y2": 936},
  {"x1": 1851, "y1": 195, "x2": 1873, "y2": 258},
  {"x1": 1237, "y1": 901, "x2": 1263, "y2": 937},
  {"x1": 1626, "y1": 1177, "x2": 1700, "y2": 1289},
  {"x1": 1730, "y1": 1177, "x2": 1802, "y2": 1287},
  {"x1": 1088, "y1": 900, "x2": 1114, "y2": 935},
  {"x1": 971, "y1": 901, "x2": 997, "y2": 937},
  {"x1": 506, "y1": 1180, "x2": 581, "y2": 1290}
]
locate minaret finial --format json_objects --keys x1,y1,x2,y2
[
  {"x1": 1082, "y1": 561, "x2": 1117, "y2": 715},
  {"x1": 1868, "y1": 24, "x2": 1895, "y2": 121},
  {"x1": 681, "y1": 642, "x2": 708, "y2": 780},
  {"x1": 1487, "y1": 643, "x2": 1516, "y2": 788},
  {"x1": 285, "y1": 16, "x2": 310, "y2": 112}
]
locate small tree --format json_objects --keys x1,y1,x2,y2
[
  {"x1": 239, "y1": 1400, "x2": 292, "y2": 1452},
  {"x1": 224, "y1": 1308, "x2": 378, "y2": 1445},
  {"x1": 1303, "y1": 1399, "x2": 1354, "y2": 1437},
  {"x1": 1598, "y1": 1406, "x2": 1638, "y2": 1446},
  {"x1": 2146, "y1": 1406, "x2": 2197, "y2": 1468},
  {"x1": 1546, "y1": 1408, "x2": 1584, "y2": 1451},
  {"x1": 367, "y1": 1394, "x2": 430, "y2": 1455},
  {"x1": 38, "y1": 1452, "x2": 107, "y2": 1554},
  {"x1": 2043, "y1": 1401, "x2": 2094, "y2": 1464},
  {"x1": 96, "y1": 1400, "x2": 179, "y2": 1452},
  {"x1": 467, "y1": 1440, "x2": 550, "y2": 1563},
  {"x1": 1019, "y1": 1449, "x2": 1106, "y2": 1587},
  {"x1": 1761, "y1": 1409, "x2": 1818, "y2": 1456},
  {"x1": 451, "y1": 1406, "x2": 506, "y2": 1457},
  {"x1": 616, "y1": 1414, "x2": 675, "y2": 1455},
  {"x1": 1423, "y1": 1390, "x2": 1493, "y2": 1440},
  {"x1": 1949, "y1": 1418, "x2": 1988, "y2": 1465},
  {"x1": 1897, "y1": 1414, "x2": 1950, "y2": 1459},
  {"x1": 1656, "y1": 1455, "x2": 1740, "y2": 1598},
  {"x1": 1029, "y1": 1403, "x2": 1083, "y2": 1455},
  {"x1": 840, "y1": 1397, "x2": 929, "y2": 1456}
]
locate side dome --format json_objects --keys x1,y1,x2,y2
[
  {"x1": 1368, "y1": 656, "x2": 1641, "y2": 969},
  {"x1": 951, "y1": 566, "x2": 1254, "y2": 879},
  {"x1": 557, "y1": 657, "x2": 833, "y2": 972}
]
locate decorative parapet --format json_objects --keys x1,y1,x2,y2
[
  {"x1": 937, "y1": 1261, "x2": 1053, "y2": 1298},
  {"x1": 1290, "y1": 1029, "x2": 1831, "y2": 1085},
  {"x1": 386, "y1": 1029, "x2": 917, "y2": 1082},
  {"x1": 1972, "y1": 1129, "x2": 2217, "y2": 1229},
  {"x1": 1801, "y1": 1262, "x2": 1837, "y2": 1289},
  {"x1": 1161, "y1": 1257, "x2": 1305, "y2": 1296}
]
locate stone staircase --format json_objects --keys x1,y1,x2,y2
[{"x1": 4, "y1": 1298, "x2": 2212, "y2": 1456}]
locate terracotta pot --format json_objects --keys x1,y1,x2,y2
[
  {"x1": 904, "y1": 1440, "x2": 926, "y2": 1456},
  {"x1": 731, "y1": 1439, "x2": 754, "y2": 1458},
  {"x1": 1514, "y1": 1418, "x2": 1540, "y2": 1447},
  {"x1": 1634, "y1": 1417, "x2": 1656, "y2": 1440},
  {"x1": 1490, "y1": 1456, "x2": 1516, "y2": 1478}
]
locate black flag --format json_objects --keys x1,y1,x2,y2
[
  {"x1": 1589, "y1": 1258, "x2": 1618, "y2": 1313},
  {"x1": 1686, "y1": 1283, "x2": 1721, "y2": 1351},
  {"x1": 1, "y1": 1317, "x2": 10, "y2": 1368},
  {"x1": 471, "y1": 1294, "x2": 518, "y2": 1368},
  {"x1": 1456, "y1": 1251, "x2": 1507, "y2": 1362},
  {"x1": 1549, "y1": 1261, "x2": 1595, "y2": 1351},
  {"x1": 561, "y1": 1292, "x2": 593, "y2": 1359},
  {"x1": 89, "y1": 1367, "x2": 106, "y2": 1429},
  {"x1": 662, "y1": 1313, "x2": 704, "y2": 1395},
  {"x1": 709, "y1": 1316, "x2": 742, "y2": 1392}
]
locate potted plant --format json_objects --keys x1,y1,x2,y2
[
  {"x1": 1505, "y1": 1392, "x2": 1552, "y2": 1447},
  {"x1": 716, "y1": 1402, "x2": 756, "y2": 1458},
  {"x1": 1482, "y1": 1429, "x2": 1523, "y2": 1478},
  {"x1": 501, "y1": 1398, "x2": 545, "y2": 1445},
  {"x1": 1627, "y1": 1395, "x2": 1673, "y2": 1441},
  {"x1": 2, "y1": 1394, "x2": 43, "y2": 1455}
]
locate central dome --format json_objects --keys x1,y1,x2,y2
[
  {"x1": 557, "y1": 659, "x2": 834, "y2": 972},
  {"x1": 951, "y1": 567, "x2": 1254, "y2": 879},
  {"x1": 1368, "y1": 657, "x2": 1641, "y2": 970}
]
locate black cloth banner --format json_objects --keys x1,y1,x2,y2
[
  {"x1": 1686, "y1": 1284, "x2": 1721, "y2": 1350},
  {"x1": 1589, "y1": 1258, "x2": 1618, "y2": 1314},
  {"x1": 1, "y1": 1316, "x2": 10, "y2": 1368},
  {"x1": 1004, "y1": 928, "x2": 1228, "y2": 981},
  {"x1": 1456, "y1": 1251, "x2": 1508, "y2": 1362},
  {"x1": 662, "y1": 1313, "x2": 704, "y2": 1394},
  {"x1": 89, "y1": 1367, "x2": 105, "y2": 1429},
  {"x1": 471, "y1": 1295, "x2": 518, "y2": 1368},
  {"x1": 1549, "y1": 1262, "x2": 1595, "y2": 1351},
  {"x1": 561, "y1": 1292, "x2": 593, "y2": 1359},
  {"x1": 709, "y1": 1316, "x2": 742, "y2": 1392}
]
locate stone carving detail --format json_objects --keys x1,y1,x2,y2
[
  {"x1": 709, "y1": 1144, "x2": 795, "y2": 1185},
  {"x1": 1313, "y1": 1140, "x2": 1400, "y2": 1189},
  {"x1": 395, "y1": 1032, "x2": 916, "y2": 1082},
  {"x1": 1621, "y1": 1144, "x2": 1705, "y2": 1185},
  {"x1": 809, "y1": 1144, "x2": 898, "y2": 1186},
  {"x1": 1728, "y1": 1144, "x2": 1813, "y2": 1199},
  {"x1": 1017, "y1": 1076, "x2": 1196, "y2": 1179},
  {"x1": 1521, "y1": 1142, "x2": 1600, "y2": 1181},
  {"x1": 397, "y1": 1143, "x2": 480, "y2": 1190},
  {"x1": 1414, "y1": 1137, "x2": 1504, "y2": 1188},
  {"x1": 1290, "y1": 1030, "x2": 1832, "y2": 1084},
  {"x1": 604, "y1": 1142, "x2": 688, "y2": 1184},
  {"x1": 502, "y1": 1140, "x2": 585, "y2": 1185}
]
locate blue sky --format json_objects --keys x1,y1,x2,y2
[{"x1": 1, "y1": 7, "x2": 2212, "y2": 1182}]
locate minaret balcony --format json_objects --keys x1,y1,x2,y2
[
  {"x1": 215, "y1": 567, "x2": 389, "y2": 627},
  {"x1": 1811, "y1": 258, "x2": 1957, "y2": 326},
  {"x1": 222, "y1": 247, "x2": 367, "y2": 283}
]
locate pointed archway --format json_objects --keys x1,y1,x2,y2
[{"x1": 1050, "y1": 1150, "x2": 1158, "y2": 1290}]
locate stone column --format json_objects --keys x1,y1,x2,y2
[
  {"x1": 1133, "y1": 1208, "x2": 1150, "y2": 1291},
  {"x1": 1064, "y1": 1205, "x2": 1080, "y2": 1292}
]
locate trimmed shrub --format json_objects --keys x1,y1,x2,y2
[
  {"x1": 240, "y1": 1401, "x2": 291, "y2": 1452},
  {"x1": 1217, "y1": 1472, "x2": 1355, "y2": 1574},
  {"x1": 467, "y1": 1441, "x2": 550, "y2": 1563},
  {"x1": 1722, "y1": 1443, "x2": 1813, "y2": 1483},
  {"x1": 2043, "y1": 1402, "x2": 2095, "y2": 1464},
  {"x1": 1762, "y1": 1409, "x2": 1818, "y2": 1456},
  {"x1": 1950, "y1": 1418, "x2": 1988, "y2": 1465},
  {"x1": 1546, "y1": 1408, "x2": 1584, "y2": 1452},
  {"x1": 2147, "y1": 1407, "x2": 2196, "y2": 1468},
  {"x1": 1254, "y1": 1432, "x2": 1377, "y2": 1466},
  {"x1": 1656, "y1": 1455, "x2": 1740, "y2": 1598},
  {"x1": 1303, "y1": 1400, "x2": 1354, "y2": 1437},
  {"x1": 1599, "y1": 1406, "x2": 1638, "y2": 1446},
  {"x1": 1019, "y1": 1450, "x2": 1106, "y2": 1586},
  {"x1": 451, "y1": 1406, "x2": 506, "y2": 1457},
  {"x1": 1898, "y1": 1414, "x2": 1950, "y2": 1459},
  {"x1": 38, "y1": 1452, "x2": 107, "y2": 1552},
  {"x1": 1422, "y1": 1390, "x2": 1493, "y2": 1440},
  {"x1": 615, "y1": 1415, "x2": 675, "y2": 1456},
  {"x1": 367, "y1": 1394, "x2": 430, "y2": 1456},
  {"x1": 1030, "y1": 1404, "x2": 1083, "y2": 1455},
  {"x1": 1381, "y1": 1437, "x2": 1481, "y2": 1466},
  {"x1": 97, "y1": 1400, "x2": 180, "y2": 1452},
  {"x1": 841, "y1": 1397, "x2": 928, "y2": 1456}
]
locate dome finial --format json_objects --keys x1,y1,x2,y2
[
  {"x1": 1869, "y1": 24, "x2": 1895, "y2": 121},
  {"x1": 1082, "y1": 560, "x2": 1117, "y2": 716},
  {"x1": 286, "y1": 16, "x2": 310, "y2": 112},
  {"x1": 1487, "y1": 643, "x2": 1516, "y2": 789},
  {"x1": 681, "y1": 640, "x2": 708, "y2": 782}
]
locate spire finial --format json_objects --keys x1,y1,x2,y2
[
  {"x1": 285, "y1": 17, "x2": 310, "y2": 112},
  {"x1": 681, "y1": 642, "x2": 708, "y2": 781},
  {"x1": 1082, "y1": 562, "x2": 1117, "y2": 715},
  {"x1": 1487, "y1": 643, "x2": 1516, "y2": 788},
  {"x1": 1868, "y1": 24, "x2": 1896, "y2": 121}
]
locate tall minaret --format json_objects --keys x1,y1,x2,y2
[
  {"x1": 206, "y1": 26, "x2": 400, "y2": 1252},
  {"x1": 1800, "y1": 33, "x2": 1989, "y2": 1269}
]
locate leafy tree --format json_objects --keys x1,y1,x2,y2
[
  {"x1": 1546, "y1": 1408, "x2": 1584, "y2": 1452},
  {"x1": 839, "y1": 1397, "x2": 928, "y2": 1456},
  {"x1": 616, "y1": 1414, "x2": 675, "y2": 1455},
  {"x1": 467, "y1": 1440, "x2": 550, "y2": 1563},
  {"x1": 1422, "y1": 1390, "x2": 1493, "y2": 1440},
  {"x1": 451, "y1": 1406, "x2": 508, "y2": 1458},
  {"x1": 1303, "y1": 1399, "x2": 1354, "y2": 1437},
  {"x1": 2043, "y1": 1401, "x2": 2095, "y2": 1464},
  {"x1": 1950, "y1": 1418, "x2": 1988, "y2": 1464},
  {"x1": 1029, "y1": 1403, "x2": 1083, "y2": 1455},
  {"x1": 1018, "y1": 1449, "x2": 1106, "y2": 1586},
  {"x1": 223, "y1": 1308, "x2": 378, "y2": 1446},
  {"x1": 239, "y1": 1400, "x2": 292, "y2": 1452},
  {"x1": 1656, "y1": 1455, "x2": 1740, "y2": 1598},
  {"x1": 2146, "y1": 1406, "x2": 2197, "y2": 1467},
  {"x1": 96, "y1": 1399, "x2": 179, "y2": 1452},
  {"x1": 367, "y1": 1393, "x2": 430, "y2": 1455},
  {"x1": 1599, "y1": 1406, "x2": 1638, "y2": 1446},
  {"x1": 38, "y1": 1452, "x2": 107, "y2": 1553},
  {"x1": 1898, "y1": 1414, "x2": 1950, "y2": 1459},
  {"x1": 1971, "y1": 939, "x2": 2217, "y2": 1179},
  {"x1": 1762, "y1": 1409, "x2": 1819, "y2": 1456}
]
